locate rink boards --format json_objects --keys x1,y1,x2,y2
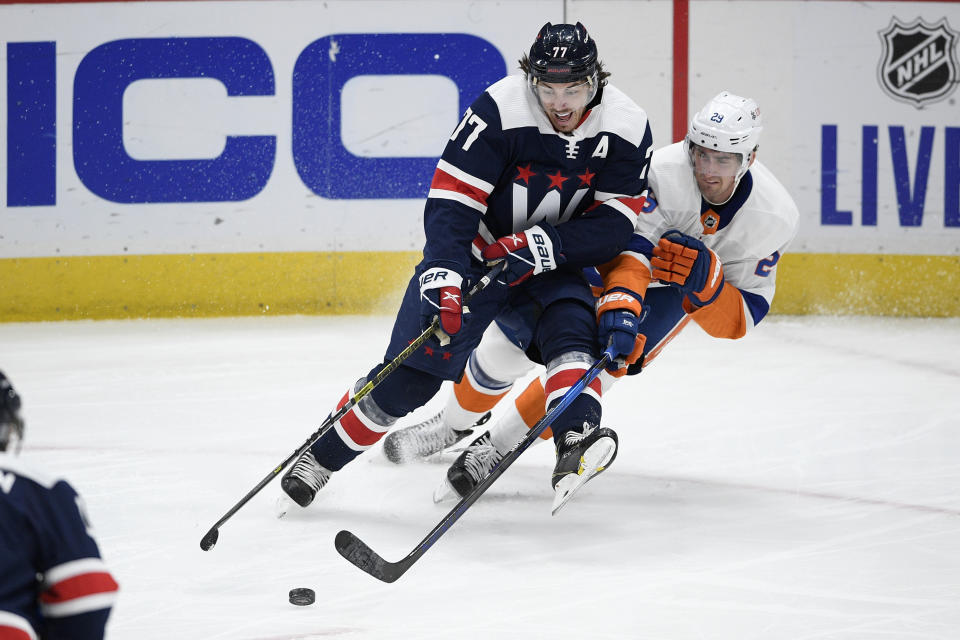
[
  {"x1": 3, "y1": 251, "x2": 958, "y2": 321},
  {"x1": 1, "y1": 0, "x2": 958, "y2": 319}
]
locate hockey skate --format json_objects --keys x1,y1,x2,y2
[
  {"x1": 550, "y1": 423, "x2": 618, "y2": 515},
  {"x1": 433, "y1": 430, "x2": 504, "y2": 502},
  {"x1": 383, "y1": 410, "x2": 490, "y2": 464},
  {"x1": 280, "y1": 450, "x2": 332, "y2": 509}
]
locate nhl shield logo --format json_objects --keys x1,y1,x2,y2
[
  {"x1": 878, "y1": 17, "x2": 959, "y2": 107},
  {"x1": 700, "y1": 211, "x2": 719, "y2": 235}
]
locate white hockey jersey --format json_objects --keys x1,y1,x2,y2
[{"x1": 600, "y1": 141, "x2": 799, "y2": 338}]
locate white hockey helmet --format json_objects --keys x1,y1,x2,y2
[{"x1": 685, "y1": 91, "x2": 763, "y2": 181}]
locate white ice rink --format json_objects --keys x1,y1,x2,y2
[{"x1": 2, "y1": 313, "x2": 959, "y2": 639}]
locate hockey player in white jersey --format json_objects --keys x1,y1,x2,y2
[{"x1": 383, "y1": 91, "x2": 800, "y2": 503}]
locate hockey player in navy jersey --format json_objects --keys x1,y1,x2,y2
[
  {"x1": 280, "y1": 22, "x2": 654, "y2": 511},
  {"x1": 383, "y1": 92, "x2": 800, "y2": 501},
  {"x1": 0, "y1": 371, "x2": 119, "y2": 640}
]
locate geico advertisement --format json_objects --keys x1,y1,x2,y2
[
  {"x1": 2, "y1": 0, "x2": 959, "y2": 261},
  {"x1": 0, "y1": 1, "x2": 556, "y2": 258}
]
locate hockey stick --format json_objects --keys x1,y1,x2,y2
[
  {"x1": 199, "y1": 262, "x2": 504, "y2": 552},
  {"x1": 334, "y1": 345, "x2": 616, "y2": 582}
]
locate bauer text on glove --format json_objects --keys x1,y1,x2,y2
[
  {"x1": 480, "y1": 224, "x2": 564, "y2": 286},
  {"x1": 596, "y1": 288, "x2": 646, "y2": 374},
  {"x1": 419, "y1": 267, "x2": 463, "y2": 337}
]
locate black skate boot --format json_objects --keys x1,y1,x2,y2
[
  {"x1": 280, "y1": 450, "x2": 332, "y2": 508},
  {"x1": 383, "y1": 410, "x2": 490, "y2": 464},
  {"x1": 434, "y1": 430, "x2": 504, "y2": 502},
  {"x1": 551, "y1": 423, "x2": 618, "y2": 515}
]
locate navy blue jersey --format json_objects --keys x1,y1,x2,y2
[
  {"x1": 383, "y1": 75, "x2": 654, "y2": 380},
  {"x1": 423, "y1": 74, "x2": 653, "y2": 276},
  {"x1": 0, "y1": 454, "x2": 118, "y2": 640}
]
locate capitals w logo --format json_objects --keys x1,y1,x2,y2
[{"x1": 511, "y1": 163, "x2": 596, "y2": 231}]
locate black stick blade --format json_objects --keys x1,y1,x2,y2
[
  {"x1": 199, "y1": 528, "x2": 219, "y2": 551},
  {"x1": 334, "y1": 530, "x2": 410, "y2": 583}
]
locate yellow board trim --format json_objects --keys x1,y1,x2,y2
[
  {"x1": 0, "y1": 252, "x2": 422, "y2": 322},
  {"x1": 1, "y1": 251, "x2": 958, "y2": 322},
  {"x1": 772, "y1": 253, "x2": 960, "y2": 317}
]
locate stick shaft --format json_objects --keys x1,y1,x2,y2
[
  {"x1": 201, "y1": 263, "x2": 504, "y2": 547},
  {"x1": 336, "y1": 347, "x2": 615, "y2": 581}
]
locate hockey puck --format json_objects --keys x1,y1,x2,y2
[{"x1": 288, "y1": 588, "x2": 315, "y2": 606}]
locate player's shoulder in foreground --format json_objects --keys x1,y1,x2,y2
[{"x1": 0, "y1": 453, "x2": 63, "y2": 491}]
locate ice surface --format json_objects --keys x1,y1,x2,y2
[{"x1": 2, "y1": 314, "x2": 958, "y2": 639}]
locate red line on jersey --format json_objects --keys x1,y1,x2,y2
[
  {"x1": 0, "y1": 625, "x2": 34, "y2": 640},
  {"x1": 618, "y1": 194, "x2": 649, "y2": 215},
  {"x1": 430, "y1": 168, "x2": 489, "y2": 208},
  {"x1": 40, "y1": 572, "x2": 119, "y2": 604}
]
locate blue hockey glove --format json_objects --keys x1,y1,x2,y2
[
  {"x1": 481, "y1": 223, "x2": 564, "y2": 286},
  {"x1": 596, "y1": 288, "x2": 646, "y2": 375}
]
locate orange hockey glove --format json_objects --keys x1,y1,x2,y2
[{"x1": 651, "y1": 231, "x2": 725, "y2": 307}]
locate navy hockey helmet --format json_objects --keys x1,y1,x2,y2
[
  {"x1": 0, "y1": 371, "x2": 24, "y2": 454},
  {"x1": 526, "y1": 22, "x2": 601, "y2": 116},
  {"x1": 527, "y1": 22, "x2": 599, "y2": 84}
]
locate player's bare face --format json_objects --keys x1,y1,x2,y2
[
  {"x1": 535, "y1": 80, "x2": 592, "y2": 133},
  {"x1": 692, "y1": 146, "x2": 741, "y2": 204}
]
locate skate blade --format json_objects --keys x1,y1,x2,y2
[
  {"x1": 551, "y1": 438, "x2": 617, "y2": 516},
  {"x1": 433, "y1": 477, "x2": 460, "y2": 503}
]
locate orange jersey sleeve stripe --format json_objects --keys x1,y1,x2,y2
[
  {"x1": 683, "y1": 285, "x2": 748, "y2": 339},
  {"x1": 642, "y1": 316, "x2": 692, "y2": 368},
  {"x1": 452, "y1": 375, "x2": 509, "y2": 413},
  {"x1": 597, "y1": 253, "x2": 652, "y2": 299}
]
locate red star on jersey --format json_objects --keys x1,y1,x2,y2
[
  {"x1": 577, "y1": 169, "x2": 595, "y2": 187},
  {"x1": 515, "y1": 165, "x2": 535, "y2": 184},
  {"x1": 442, "y1": 352, "x2": 452, "y2": 360},
  {"x1": 423, "y1": 346, "x2": 434, "y2": 357},
  {"x1": 546, "y1": 170, "x2": 568, "y2": 190}
]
